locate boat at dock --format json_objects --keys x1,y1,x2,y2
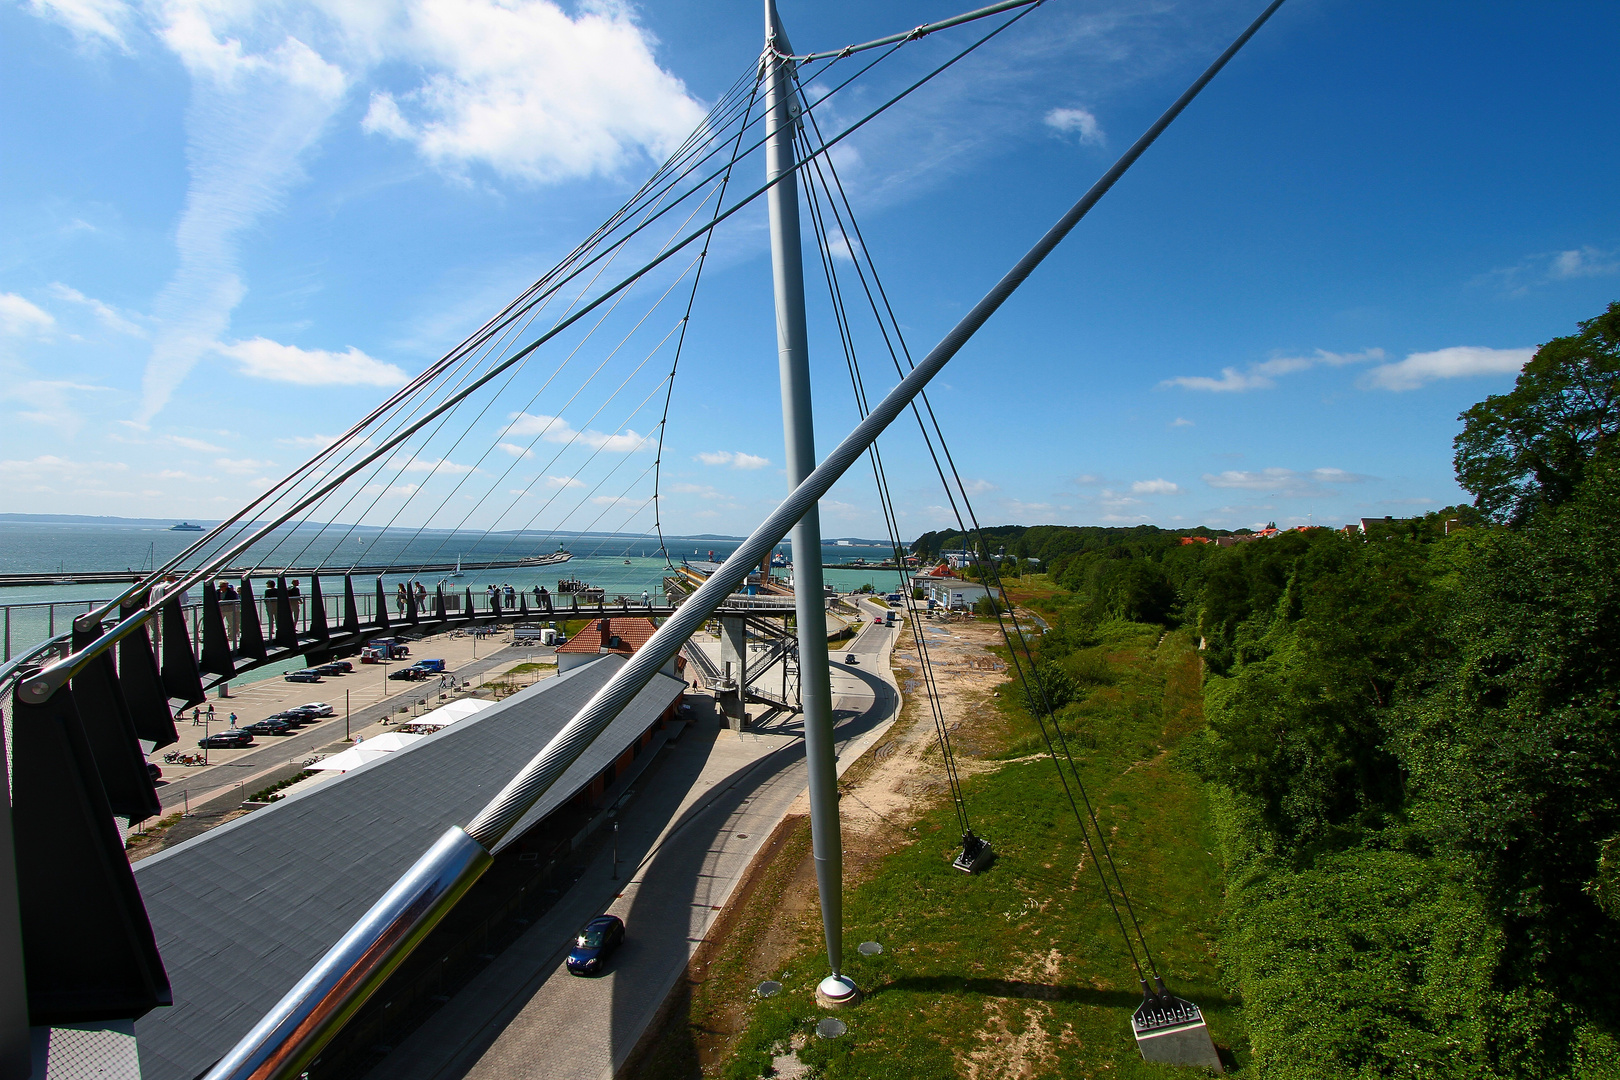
[{"x1": 556, "y1": 576, "x2": 605, "y2": 601}]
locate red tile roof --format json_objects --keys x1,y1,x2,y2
[{"x1": 554, "y1": 617, "x2": 659, "y2": 656}]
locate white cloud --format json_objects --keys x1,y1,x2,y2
[
  {"x1": 164, "y1": 434, "x2": 227, "y2": 452},
  {"x1": 1163, "y1": 348, "x2": 1383, "y2": 392},
  {"x1": 1548, "y1": 246, "x2": 1619, "y2": 279},
  {"x1": 135, "y1": 16, "x2": 350, "y2": 421},
  {"x1": 386, "y1": 454, "x2": 476, "y2": 475},
  {"x1": 47, "y1": 283, "x2": 146, "y2": 336},
  {"x1": 508, "y1": 412, "x2": 648, "y2": 452},
  {"x1": 1203, "y1": 467, "x2": 1367, "y2": 496},
  {"x1": 1361, "y1": 346, "x2": 1533, "y2": 391},
  {"x1": 821, "y1": 224, "x2": 862, "y2": 263},
  {"x1": 0, "y1": 454, "x2": 130, "y2": 494},
  {"x1": 25, "y1": 0, "x2": 131, "y2": 47},
  {"x1": 543, "y1": 474, "x2": 586, "y2": 489},
  {"x1": 3, "y1": 378, "x2": 108, "y2": 433},
  {"x1": 1131, "y1": 479, "x2": 1178, "y2": 495},
  {"x1": 215, "y1": 456, "x2": 275, "y2": 473},
  {"x1": 1044, "y1": 106, "x2": 1104, "y2": 146},
  {"x1": 497, "y1": 442, "x2": 535, "y2": 459},
  {"x1": 362, "y1": 0, "x2": 705, "y2": 183},
  {"x1": 1171, "y1": 417, "x2": 1194, "y2": 427},
  {"x1": 1484, "y1": 246, "x2": 1619, "y2": 294},
  {"x1": 278, "y1": 432, "x2": 341, "y2": 449},
  {"x1": 696, "y1": 450, "x2": 770, "y2": 469},
  {"x1": 220, "y1": 337, "x2": 408, "y2": 386},
  {"x1": 0, "y1": 294, "x2": 55, "y2": 337},
  {"x1": 1071, "y1": 473, "x2": 1103, "y2": 486},
  {"x1": 1096, "y1": 490, "x2": 1141, "y2": 510}
]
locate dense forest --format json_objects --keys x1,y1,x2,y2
[{"x1": 938, "y1": 303, "x2": 1620, "y2": 1076}]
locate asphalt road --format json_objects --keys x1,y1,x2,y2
[{"x1": 367, "y1": 606, "x2": 902, "y2": 1080}]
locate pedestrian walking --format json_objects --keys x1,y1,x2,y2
[
  {"x1": 228, "y1": 712, "x2": 237, "y2": 727},
  {"x1": 148, "y1": 574, "x2": 183, "y2": 652},
  {"x1": 288, "y1": 579, "x2": 304, "y2": 624},
  {"x1": 396, "y1": 582, "x2": 408, "y2": 616},
  {"x1": 219, "y1": 581, "x2": 240, "y2": 644}
]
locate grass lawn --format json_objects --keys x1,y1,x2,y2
[{"x1": 721, "y1": 625, "x2": 1240, "y2": 1078}]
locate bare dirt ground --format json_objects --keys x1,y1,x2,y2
[{"x1": 626, "y1": 612, "x2": 1020, "y2": 1080}]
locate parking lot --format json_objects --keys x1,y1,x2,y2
[{"x1": 147, "y1": 628, "x2": 558, "y2": 818}]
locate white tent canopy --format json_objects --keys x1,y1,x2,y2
[
  {"x1": 311, "y1": 732, "x2": 425, "y2": 773},
  {"x1": 417, "y1": 698, "x2": 493, "y2": 726}
]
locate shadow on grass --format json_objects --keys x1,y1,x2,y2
[{"x1": 866, "y1": 974, "x2": 1143, "y2": 1009}]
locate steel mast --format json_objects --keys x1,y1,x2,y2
[{"x1": 764, "y1": 0, "x2": 856, "y2": 1006}]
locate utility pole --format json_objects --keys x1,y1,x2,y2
[{"x1": 765, "y1": 0, "x2": 855, "y2": 1008}]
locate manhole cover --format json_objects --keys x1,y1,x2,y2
[
  {"x1": 756, "y1": 981, "x2": 782, "y2": 998},
  {"x1": 816, "y1": 1017, "x2": 848, "y2": 1039},
  {"x1": 858, "y1": 941, "x2": 883, "y2": 956}
]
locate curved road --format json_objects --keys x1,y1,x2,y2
[{"x1": 368, "y1": 602, "x2": 902, "y2": 1080}]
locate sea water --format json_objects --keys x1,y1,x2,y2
[{"x1": 0, "y1": 520, "x2": 909, "y2": 662}]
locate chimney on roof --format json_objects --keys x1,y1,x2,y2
[{"x1": 599, "y1": 620, "x2": 612, "y2": 651}]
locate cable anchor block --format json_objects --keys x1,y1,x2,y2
[
  {"x1": 952, "y1": 830, "x2": 993, "y2": 874},
  {"x1": 1131, "y1": 977, "x2": 1224, "y2": 1072}
]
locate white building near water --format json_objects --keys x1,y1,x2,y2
[{"x1": 911, "y1": 572, "x2": 992, "y2": 611}]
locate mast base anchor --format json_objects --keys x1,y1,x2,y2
[{"x1": 816, "y1": 974, "x2": 860, "y2": 1009}]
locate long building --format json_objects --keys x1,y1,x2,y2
[{"x1": 131, "y1": 654, "x2": 686, "y2": 1080}]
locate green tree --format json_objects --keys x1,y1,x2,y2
[
  {"x1": 1401, "y1": 457, "x2": 1620, "y2": 1053},
  {"x1": 1454, "y1": 301, "x2": 1620, "y2": 524}
]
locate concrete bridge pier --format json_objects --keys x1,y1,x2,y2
[{"x1": 718, "y1": 617, "x2": 748, "y2": 729}]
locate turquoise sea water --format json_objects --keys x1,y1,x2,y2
[{"x1": 0, "y1": 521, "x2": 909, "y2": 661}]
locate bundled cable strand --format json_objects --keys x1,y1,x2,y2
[
  {"x1": 797, "y1": 133, "x2": 975, "y2": 841},
  {"x1": 795, "y1": 80, "x2": 1163, "y2": 985}
]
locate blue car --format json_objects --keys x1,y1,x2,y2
[{"x1": 565, "y1": 914, "x2": 624, "y2": 976}]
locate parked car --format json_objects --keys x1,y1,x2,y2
[
  {"x1": 199, "y1": 730, "x2": 253, "y2": 749},
  {"x1": 285, "y1": 671, "x2": 322, "y2": 683},
  {"x1": 270, "y1": 710, "x2": 314, "y2": 726},
  {"x1": 388, "y1": 667, "x2": 430, "y2": 681},
  {"x1": 297, "y1": 702, "x2": 336, "y2": 717},
  {"x1": 565, "y1": 914, "x2": 625, "y2": 976},
  {"x1": 325, "y1": 660, "x2": 354, "y2": 673},
  {"x1": 845, "y1": 653, "x2": 858, "y2": 664},
  {"x1": 147, "y1": 763, "x2": 162, "y2": 781},
  {"x1": 310, "y1": 663, "x2": 346, "y2": 676},
  {"x1": 240, "y1": 720, "x2": 292, "y2": 737},
  {"x1": 414, "y1": 659, "x2": 447, "y2": 673},
  {"x1": 367, "y1": 638, "x2": 411, "y2": 659}
]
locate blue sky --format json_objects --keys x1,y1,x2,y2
[{"x1": 2, "y1": 0, "x2": 1617, "y2": 539}]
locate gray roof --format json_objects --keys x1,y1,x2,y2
[{"x1": 133, "y1": 655, "x2": 684, "y2": 1080}]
